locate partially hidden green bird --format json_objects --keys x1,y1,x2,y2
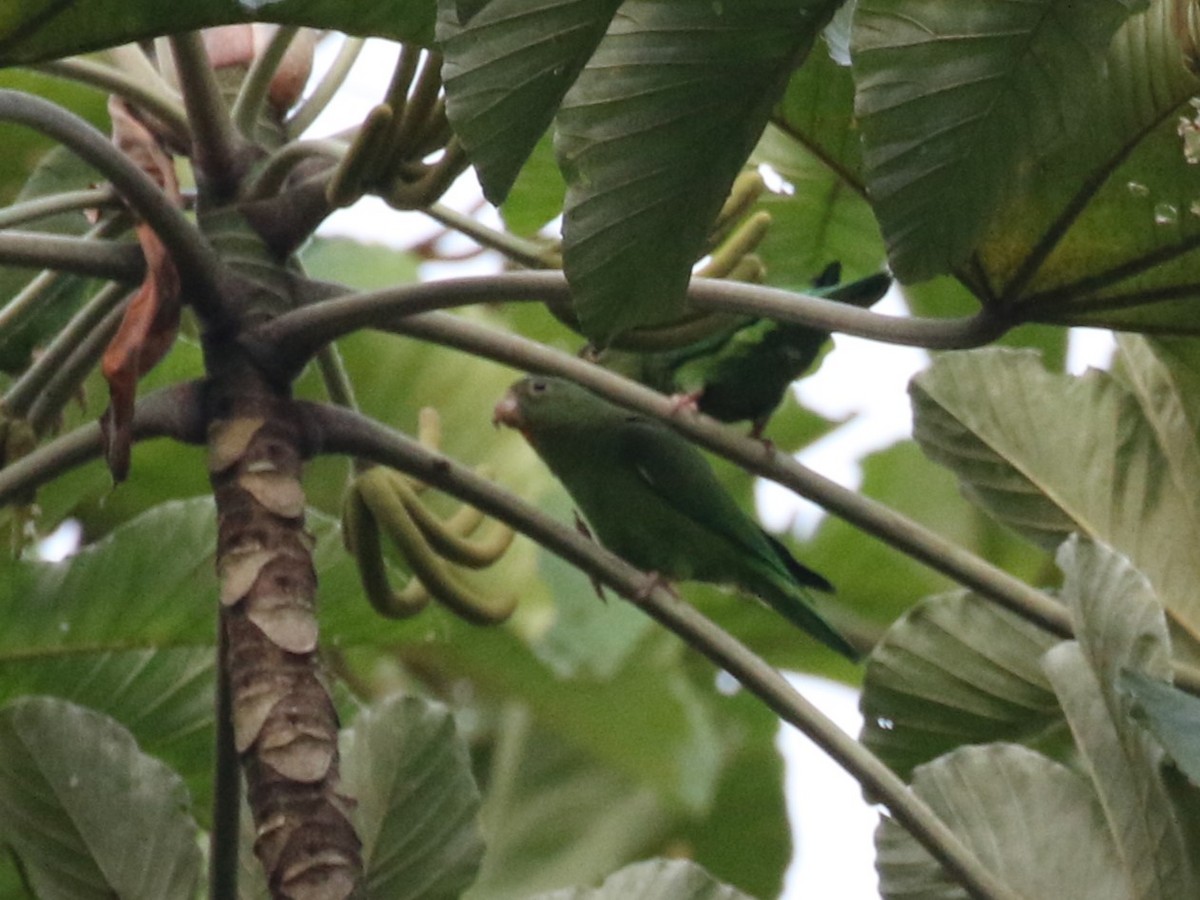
[
  {"x1": 493, "y1": 375, "x2": 859, "y2": 660},
  {"x1": 595, "y1": 265, "x2": 892, "y2": 437}
]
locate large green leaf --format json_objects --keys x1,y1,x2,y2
[
  {"x1": 977, "y1": 7, "x2": 1200, "y2": 331},
  {"x1": 342, "y1": 694, "x2": 484, "y2": 900},
  {"x1": 875, "y1": 743, "x2": 1127, "y2": 900},
  {"x1": 770, "y1": 35, "x2": 863, "y2": 189},
  {"x1": 910, "y1": 347, "x2": 1200, "y2": 651},
  {"x1": 0, "y1": 649, "x2": 216, "y2": 825},
  {"x1": 1115, "y1": 335, "x2": 1200, "y2": 512},
  {"x1": 804, "y1": 438, "x2": 1052, "y2": 636},
  {"x1": 0, "y1": 1, "x2": 437, "y2": 65},
  {"x1": 461, "y1": 658, "x2": 786, "y2": 898},
  {"x1": 467, "y1": 708, "x2": 674, "y2": 900},
  {"x1": 0, "y1": 498, "x2": 217, "y2": 657},
  {"x1": 557, "y1": 0, "x2": 840, "y2": 342},
  {"x1": 528, "y1": 858, "x2": 753, "y2": 900},
  {"x1": 751, "y1": 126, "x2": 885, "y2": 290},
  {"x1": 437, "y1": 0, "x2": 622, "y2": 205},
  {"x1": 672, "y1": 667, "x2": 790, "y2": 899},
  {"x1": 851, "y1": 0, "x2": 1143, "y2": 283},
  {"x1": 860, "y1": 590, "x2": 1062, "y2": 780},
  {"x1": 1043, "y1": 537, "x2": 1196, "y2": 898},
  {"x1": 0, "y1": 696, "x2": 201, "y2": 900},
  {"x1": 400, "y1": 627, "x2": 725, "y2": 815},
  {"x1": 1122, "y1": 671, "x2": 1200, "y2": 789},
  {"x1": 500, "y1": 131, "x2": 568, "y2": 237}
]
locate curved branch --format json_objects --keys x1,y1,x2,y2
[
  {"x1": 33, "y1": 58, "x2": 191, "y2": 147},
  {"x1": 686, "y1": 277, "x2": 1012, "y2": 347},
  {"x1": 0, "y1": 186, "x2": 116, "y2": 230},
  {"x1": 0, "y1": 90, "x2": 223, "y2": 315},
  {"x1": 249, "y1": 271, "x2": 1012, "y2": 380},
  {"x1": 0, "y1": 231, "x2": 143, "y2": 280},
  {"x1": 26, "y1": 299, "x2": 123, "y2": 435},
  {"x1": 4, "y1": 281, "x2": 126, "y2": 425},
  {"x1": 231, "y1": 25, "x2": 300, "y2": 136},
  {"x1": 167, "y1": 33, "x2": 244, "y2": 199},
  {"x1": 0, "y1": 382, "x2": 206, "y2": 506},
  {"x1": 301, "y1": 400, "x2": 1023, "y2": 900},
  {"x1": 247, "y1": 294, "x2": 1067, "y2": 630},
  {"x1": 286, "y1": 36, "x2": 365, "y2": 137},
  {"x1": 405, "y1": 313, "x2": 1075, "y2": 629}
]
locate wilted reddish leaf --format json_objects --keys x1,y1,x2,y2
[{"x1": 99, "y1": 98, "x2": 183, "y2": 481}]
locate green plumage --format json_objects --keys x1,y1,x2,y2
[
  {"x1": 596, "y1": 267, "x2": 891, "y2": 435},
  {"x1": 494, "y1": 376, "x2": 858, "y2": 659}
]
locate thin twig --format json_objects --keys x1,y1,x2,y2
[
  {"x1": 243, "y1": 139, "x2": 344, "y2": 200},
  {"x1": 27, "y1": 301, "x2": 124, "y2": 435},
  {"x1": 251, "y1": 272, "x2": 1010, "y2": 376},
  {"x1": 0, "y1": 231, "x2": 141, "y2": 282},
  {"x1": 287, "y1": 36, "x2": 365, "y2": 137},
  {"x1": 0, "y1": 215, "x2": 131, "y2": 335},
  {"x1": 248, "y1": 285, "x2": 1080, "y2": 642},
  {"x1": 0, "y1": 186, "x2": 116, "y2": 229},
  {"x1": 384, "y1": 312, "x2": 1078, "y2": 636},
  {"x1": 168, "y1": 33, "x2": 244, "y2": 198},
  {"x1": 3, "y1": 281, "x2": 128, "y2": 420},
  {"x1": 424, "y1": 203, "x2": 559, "y2": 269},
  {"x1": 231, "y1": 25, "x2": 300, "y2": 136},
  {"x1": 33, "y1": 58, "x2": 191, "y2": 147},
  {"x1": 303, "y1": 400, "x2": 1024, "y2": 900},
  {"x1": 0, "y1": 382, "x2": 206, "y2": 506}
]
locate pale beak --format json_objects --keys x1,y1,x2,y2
[{"x1": 492, "y1": 392, "x2": 521, "y2": 428}]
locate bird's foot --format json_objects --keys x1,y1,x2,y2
[
  {"x1": 633, "y1": 570, "x2": 678, "y2": 601},
  {"x1": 666, "y1": 390, "x2": 702, "y2": 416},
  {"x1": 748, "y1": 419, "x2": 776, "y2": 456}
]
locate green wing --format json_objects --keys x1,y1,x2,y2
[{"x1": 617, "y1": 418, "x2": 829, "y2": 591}]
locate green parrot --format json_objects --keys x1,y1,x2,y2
[
  {"x1": 594, "y1": 265, "x2": 892, "y2": 437},
  {"x1": 493, "y1": 376, "x2": 858, "y2": 660}
]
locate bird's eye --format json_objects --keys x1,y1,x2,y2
[{"x1": 529, "y1": 379, "x2": 549, "y2": 394}]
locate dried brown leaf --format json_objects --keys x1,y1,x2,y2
[{"x1": 100, "y1": 98, "x2": 184, "y2": 481}]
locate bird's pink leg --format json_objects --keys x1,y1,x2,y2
[{"x1": 666, "y1": 390, "x2": 703, "y2": 415}]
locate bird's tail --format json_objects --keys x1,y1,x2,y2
[{"x1": 750, "y1": 574, "x2": 860, "y2": 661}]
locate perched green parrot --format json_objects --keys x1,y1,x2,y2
[
  {"x1": 493, "y1": 376, "x2": 858, "y2": 659},
  {"x1": 594, "y1": 266, "x2": 892, "y2": 437}
]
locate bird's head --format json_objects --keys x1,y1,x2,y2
[{"x1": 492, "y1": 376, "x2": 596, "y2": 437}]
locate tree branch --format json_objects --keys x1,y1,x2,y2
[
  {"x1": 3, "y1": 281, "x2": 126, "y2": 425},
  {"x1": 244, "y1": 284, "x2": 1068, "y2": 635},
  {"x1": 230, "y1": 25, "x2": 300, "y2": 136},
  {"x1": 249, "y1": 271, "x2": 1012, "y2": 383},
  {"x1": 0, "y1": 382, "x2": 206, "y2": 506},
  {"x1": 301, "y1": 400, "x2": 1023, "y2": 900},
  {"x1": 167, "y1": 33, "x2": 245, "y2": 199},
  {"x1": 33, "y1": 57, "x2": 191, "y2": 148},
  {"x1": 0, "y1": 90, "x2": 223, "y2": 314},
  {"x1": 0, "y1": 231, "x2": 143, "y2": 280},
  {"x1": 0, "y1": 186, "x2": 116, "y2": 230},
  {"x1": 26, "y1": 300, "x2": 123, "y2": 436},
  {"x1": 286, "y1": 37, "x2": 365, "y2": 138}
]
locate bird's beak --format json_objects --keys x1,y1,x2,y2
[{"x1": 492, "y1": 391, "x2": 521, "y2": 429}]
